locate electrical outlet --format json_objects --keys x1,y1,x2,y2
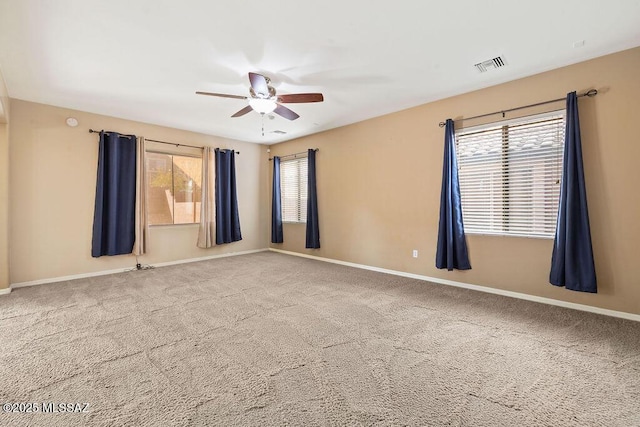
[{"x1": 412, "y1": 250, "x2": 418, "y2": 258}]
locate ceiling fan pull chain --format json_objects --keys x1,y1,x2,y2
[{"x1": 261, "y1": 113, "x2": 265, "y2": 136}]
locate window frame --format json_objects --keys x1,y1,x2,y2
[
  {"x1": 145, "y1": 150, "x2": 203, "y2": 227},
  {"x1": 455, "y1": 110, "x2": 566, "y2": 239}
]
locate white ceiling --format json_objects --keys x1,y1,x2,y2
[{"x1": 1, "y1": 1, "x2": 639, "y2": 144}]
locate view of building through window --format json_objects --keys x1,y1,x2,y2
[
  {"x1": 455, "y1": 111, "x2": 565, "y2": 238},
  {"x1": 146, "y1": 152, "x2": 202, "y2": 225}
]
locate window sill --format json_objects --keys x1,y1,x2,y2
[
  {"x1": 466, "y1": 231, "x2": 554, "y2": 240},
  {"x1": 149, "y1": 223, "x2": 199, "y2": 228}
]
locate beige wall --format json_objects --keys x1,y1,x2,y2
[
  {"x1": 0, "y1": 66, "x2": 8, "y2": 122},
  {"x1": 268, "y1": 47, "x2": 640, "y2": 315},
  {"x1": 0, "y1": 68, "x2": 10, "y2": 289},
  {"x1": 0, "y1": 124, "x2": 8, "y2": 289},
  {"x1": 9, "y1": 99, "x2": 269, "y2": 284}
]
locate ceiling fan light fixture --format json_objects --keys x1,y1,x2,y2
[{"x1": 249, "y1": 98, "x2": 277, "y2": 114}]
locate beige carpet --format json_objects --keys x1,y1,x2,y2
[{"x1": 0, "y1": 252, "x2": 638, "y2": 427}]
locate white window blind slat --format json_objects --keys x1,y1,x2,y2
[{"x1": 456, "y1": 111, "x2": 565, "y2": 238}]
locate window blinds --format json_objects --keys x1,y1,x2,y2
[
  {"x1": 455, "y1": 111, "x2": 565, "y2": 238},
  {"x1": 281, "y1": 157, "x2": 308, "y2": 223}
]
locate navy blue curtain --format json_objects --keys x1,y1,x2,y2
[
  {"x1": 550, "y1": 92, "x2": 597, "y2": 292},
  {"x1": 215, "y1": 148, "x2": 242, "y2": 244},
  {"x1": 91, "y1": 131, "x2": 137, "y2": 257},
  {"x1": 271, "y1": 156, "x2": 284, "y2": 243},
  {"x1": 436, "y1": 119, "x2": 471, "y2": 271},
  {"x1": 305, "y1": 149, "x2": 320, "y2": 249}
]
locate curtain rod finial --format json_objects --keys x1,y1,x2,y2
[{"x1": 439, "y1": 122, "x2": 445, "y2": 127}]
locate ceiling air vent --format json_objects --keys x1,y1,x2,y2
[{"x1": 474, "y1": 56, "x2": 507, "y2": 73}]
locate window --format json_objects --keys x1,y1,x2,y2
[
  {"x1": 455, "y1": 111, "x2": 565, "y2": 238},
  {"x1": 281, "y1": 157, "x2": 308, "y2": 223},
  {"x1": 146, "y1": 152, "x2": 202, "y2": 225}
]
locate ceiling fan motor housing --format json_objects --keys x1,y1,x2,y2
[{"x1": 250, "y1": 85, "x2": 276, "y2": 99}]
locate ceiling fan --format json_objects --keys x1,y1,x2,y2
[{"x1": 196, "y1": 72, "x2": 324, "y2": 121}]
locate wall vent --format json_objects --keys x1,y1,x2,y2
[{"x1": 474, "y1": 56, "x2": 507, "y2": 73}]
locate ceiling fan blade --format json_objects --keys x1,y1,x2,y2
[
  {"x1": 248, "y1": 72, "x2": 270, "y2": 96},
  {"x1": 273, "y1": 104, "x2": 300, "y2": 121},
  {"x1": 196, "y1": 91, "x2": 247, "y2": 100},
  {"x1": 231, "y1": 105, "x2": 254, "y2": 117},
  {"x1": 277, "y1": 93, "x2": 324, "y2": 103}
]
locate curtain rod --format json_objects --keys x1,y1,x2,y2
[
  {"x1": 88, "y1": 128, "x2": 135, "y2": 139},
  {"x1": 88, "y1": 129, "x2": 239, "y2": 154},
  {"x1": 268, "y1": 148, "x2": 319, "y2": 161},
  {"x1": 438, "y1": 89, "x2": 598, "y2": 127}
]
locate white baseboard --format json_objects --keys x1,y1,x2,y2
[
  {"x1": 10, "y1": 248, "x2": 269, "y2": 290},
  {"x1": 10, "y1": 267, "x2": 129, "y2": 289},
  {"x1": 269, "y1": 248, "x2": 640, "y2": 323},
  {"x1": 0, "y1": 287, "x2": 11, "y2": 296},
  {"x1": 151, "y1": 248, "x2": 268, "y2": 268}
]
